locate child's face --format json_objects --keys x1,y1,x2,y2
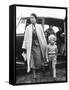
[{"x1": 50, "y1": 40, "x2": 55, "y2": 45}]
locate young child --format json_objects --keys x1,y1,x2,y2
[{"x1": 47, "y1": 34, "x2": 58, "y2": 81}]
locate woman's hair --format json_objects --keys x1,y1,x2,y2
[{"x1": 31, "y1": 13, "x2": 37, "y2": 20}]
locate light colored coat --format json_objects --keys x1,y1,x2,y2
[{"x1": 22, "y1": 24, "x2": 48, "y2": 72}]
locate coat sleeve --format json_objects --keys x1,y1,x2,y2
[
  {"x1": 22, "y1": 26, "x2": 29, "y2": 61},
  {"x1": 40, "y1": 25, "x2": 48, "y2": 59},
  {"x1": 40, "y1": 25, "x2": 47, "y2": 45},
  {"x1": 22, "y1": 26, "x2": 29, "y2": 49}
]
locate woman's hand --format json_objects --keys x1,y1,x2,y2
[{"x1": 22, "y1": 52, "x2": 27, "y2": 61}]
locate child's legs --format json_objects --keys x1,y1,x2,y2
[{"x1": 52, "y1": 59, "x2": 56, "y2": 78}]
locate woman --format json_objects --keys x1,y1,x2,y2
[{"x1": 22, "y1": 13, "x2": 48, "y2": 78}]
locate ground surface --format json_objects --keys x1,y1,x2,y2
[{"x1": 16, "y1": 67, "x2": 66, "y2": 84}]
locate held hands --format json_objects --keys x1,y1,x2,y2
[
  {"x1": 46, "y1": 58, "x2": 49, "y2": 63},
  {"x1": 44, "y1": 58, "x2": 49, "y2": 64}
]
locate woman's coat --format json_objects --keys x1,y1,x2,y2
[{"x1": 22, "y1": 24, "x2": 48, "y2": 72}]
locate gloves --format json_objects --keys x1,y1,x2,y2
[{"x1": 22, "y1": 52, "x2": 27, "y2": 61}]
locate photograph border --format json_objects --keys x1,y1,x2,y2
[{"x1": 10, "y1": 4, "x2": 68, "y2": 85}]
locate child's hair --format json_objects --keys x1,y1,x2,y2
[{"x1": 48, "y1": 34, "x2": 57, "y2": 42}]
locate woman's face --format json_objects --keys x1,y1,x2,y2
[{"x1": 30, "y1": 15, "x2": 36, "y2": 24}]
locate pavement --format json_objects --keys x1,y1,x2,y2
[{"x1": 16, "y1": 67, "x2": 67, "y2": 84}]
